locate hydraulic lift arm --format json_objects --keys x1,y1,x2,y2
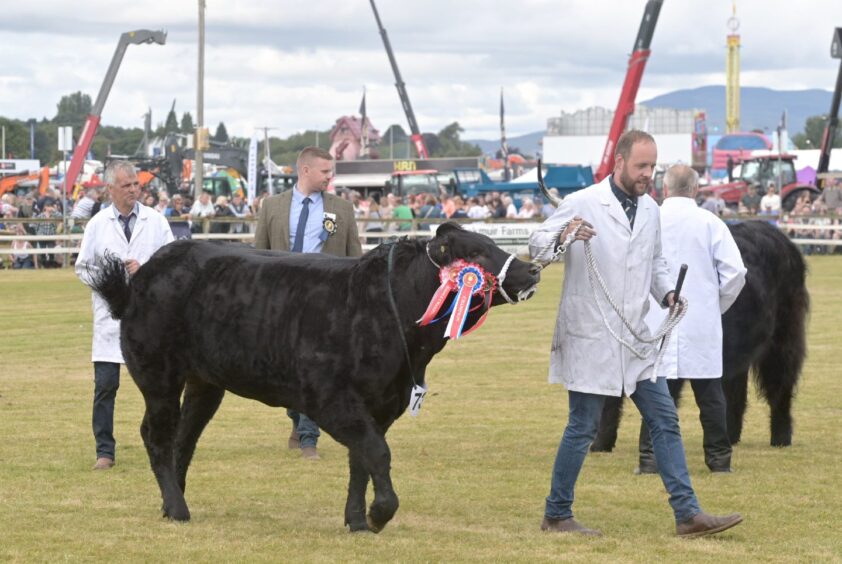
[
  {"x1": 64, "y1": 29, "x2": 166, "y2": 194},
  {"x1": 369, "y1": 0, "x2": 429, "y2": 159},
  {"x1": 817, "y1": 27, "x2": 842, "y2": 186},
  {"x1": 594, "y1": 0, "x2": 663, "y2": 182}
]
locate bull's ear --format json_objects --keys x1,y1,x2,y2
[
  {"x1": 429, "y1": 225, "x2": 454, "y2": 265},
  {"x1": 436, "y1": 221, "x2": 463, "y2": 236}
]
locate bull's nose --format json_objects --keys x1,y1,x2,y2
[{"x1": 529, "y1": 263, "x2": 542, "y2": 279}]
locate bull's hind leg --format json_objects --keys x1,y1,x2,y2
[
  {"x1": 723, "y1": 370, "x2": 749, "y2": 445},
  {"x1": 140, "y1": 393, "x2": 190, "y2": 521},
  {"x1": 174, "y1": 378, "x2": 225, "y2": 492},
  {"x1": 756, "y1": 352, "x2": 799, "y2": 447},
  {"x1": 591, "y1": 396, "x2": 624, "y2": 452}
]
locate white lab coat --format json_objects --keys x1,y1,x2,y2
[
  {"x1": 75, "y1": 205, "x2": 174, "y2": 363},
  {"x1": 645, "y1": 197, "x2": 746, "y2": 379},
  {"x1": 529, "y1": 178, "x2": 673, "y2": 397}
]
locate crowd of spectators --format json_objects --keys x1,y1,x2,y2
[
  {"x1": 334, "y1": 188, "x2": 554, "y2": 243},
  {"x1": 5, "y1": 176, "x2": 842, "y2": 267}
]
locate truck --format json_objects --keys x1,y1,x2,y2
[{"x1": 332, "y1": 157, "x2": 592, "y2": 206}]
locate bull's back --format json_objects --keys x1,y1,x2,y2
[{"x1": 123, "y1": 241, "x2": 360, "y2": 394}]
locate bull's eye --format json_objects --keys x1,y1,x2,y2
[{"x1": 469, "y1": 250, "x2": 482, "y2": 259}]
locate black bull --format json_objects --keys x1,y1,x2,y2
[
  {"x1": 89, "y1": 222, "x2": 540, "y2": 532},
  {"x1": 590, "y1": 220, "x2": 809, "y2": 452}
]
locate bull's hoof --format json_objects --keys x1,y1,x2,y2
[
  {"x1": 770, "y1": 437, "x2": 792, "y2": 448},
  {"x1": 366, "y1": 514, "x2": 386, "y2": 534},
  {"x1": 346, "y1": 518, "x2": 369, "y2": 533},
  {"x1": 590, "y1": 444, "x2": 614, "y2": 453},
  {"x1": 162, "y1": 503, "x2": 191, "y2": 522}
]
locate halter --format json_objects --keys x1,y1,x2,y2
[{"x1": 425, "y1": 242, "x2": 532, "y2": 305}]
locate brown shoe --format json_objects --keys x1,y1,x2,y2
[
  {"x1": 676, "y1": 512, "x2": 742, "y2": 538},
  {"x1": 541, "y1": 517, "x2": 601, "y2": 536},
  {"x1": 93, "y1": 457, "x2": 115, "y2": 470},
  {"x1": 301, "y1": 446, "x2": 320, "y2": 460},
  {"x1": 288, "y1": 430, "x2": 300, "y2": 450}
]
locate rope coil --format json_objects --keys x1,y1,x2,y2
[{"x1": 534, "y1": 221, "x2": 688, "y2": 380}]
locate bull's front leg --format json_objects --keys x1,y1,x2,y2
[
  {"x1": 360, "y1": 432, "x2": 399, "y2": 533},
  {"x1": 344, "y1": 450, "x2": 370, "y2": 532}
]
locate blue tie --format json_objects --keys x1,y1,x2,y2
[
  {"x1": 292, "y1": 197, "x2": 311, "y2": 253},
  {"x1": 119, "y1": 214, "x2": 133, "y2": 242}
]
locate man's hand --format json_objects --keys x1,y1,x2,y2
[
  {"x1": 562, "y1": 216, "x2": 596, "y2": 242},
  {"x1": 124, "y1": 259, "x2": 141, "y2": 277}
]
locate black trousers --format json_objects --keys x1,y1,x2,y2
[
  {"x1": 93, "y1": 362, "x2": 120, "y2": 460},
  {"x1": 639, "y1": 378, "x2": 731, "y2": 471}
]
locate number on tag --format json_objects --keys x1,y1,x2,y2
[{"x1": 409, "y1": 384, "x2": 428, "y2": 417}]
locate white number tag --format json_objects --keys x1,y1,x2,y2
[{"x1": 409, "y1": 384, "x2": 428, "y2": 417}]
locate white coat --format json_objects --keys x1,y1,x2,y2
[
  {"x1": 529, "y1": 178, "x2": 673, "y2": 397},
  {"x1": 645, "y1": 197, "x2": 747, "y2": 379},
  {"x1": 75, "y1": 204, "x2": 174, "y2": 363}
]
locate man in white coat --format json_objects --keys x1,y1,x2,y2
[
  {"x1": 529, "y1": 131, "x2": 742, "y2": 538},
  {"x1": 637, "y1": 165, "x2": 746, "y2": 474},
  {"x1": 76, "y1": 161, "x2": 174, "y2": 470}
]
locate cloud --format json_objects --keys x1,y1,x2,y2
[{"x1": 1, "y1": 0, "x2": 841, "y2": 141}]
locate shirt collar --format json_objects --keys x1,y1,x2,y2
[
  {"x1": 609, "y1": 174, "x2": 637, "y2": 208},
  {"x1": 292, "y1": 185, "x2": 323, "y2": 205},
  {"x1": 112, "y1": 202, "x2": 140, "y2": 220}
]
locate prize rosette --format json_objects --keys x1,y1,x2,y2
[
  {"x1": 444, "y1": 265, "x2": 485, "y2": 339},
  {"x1": 417, "y1": 261, "x2": 494, "y2": 340}
]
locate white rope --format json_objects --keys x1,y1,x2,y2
[{"x1": 536, "y1": 222, "x2": 688, "y2": 381}]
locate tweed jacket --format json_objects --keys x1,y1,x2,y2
[{"x1": 254, "y1": 190, "x2": 362, "y2": 257}]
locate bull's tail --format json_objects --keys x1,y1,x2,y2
[{"x1": 88, "y1": 252, "x2": 131, "y2": 320}]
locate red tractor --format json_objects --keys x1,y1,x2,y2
[{"x1": 709, "y1": 154, "x2": 819, "y2": 211}]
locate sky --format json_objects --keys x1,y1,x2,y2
[{"x1": 1, "y1": 0, "x2": 841, "y2": 141}]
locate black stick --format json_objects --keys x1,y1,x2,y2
[{"x1": 659, "y1": 264, "x2": 688, "y2": 351}]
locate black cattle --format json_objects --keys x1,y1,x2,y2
[
  {"x1": 590, "y1": 220, "x2": 809, "y2": 451},
  {"x1": 89, "y1": 222, "x2": 540, "y2": 532}
]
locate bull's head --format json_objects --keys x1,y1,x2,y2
[{"x1": 427, "y1": 222, "x2": 541, "y2": 305}]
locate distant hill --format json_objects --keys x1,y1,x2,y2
[
  {"x1": 465, "y1": 130, "x2": 545, "y2": 158},
  {"x1": 640, "y1": 85, "x2": 832, "y2": 135},
  {"x1": 464, "y1": 86, "x2": 833, "y2": 154}
]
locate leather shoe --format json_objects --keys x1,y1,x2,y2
[
  {"x1": 93, "y1": 457, "x2": 114, "y2": 470},
  {"x1": 288, "y1": 430, "x2": 300, "y2": 450},
  {"x1": 676, "y1": 512, "x2": 742, "y2": 538},
  {"x1": 541, "y1": 517, "x2": 601, "y2": 536},
  {"x1": 301, "y1": 446, "x2": 320, "y2": 460}
]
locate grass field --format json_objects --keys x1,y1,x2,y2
[{"x1": 1, "y1": 260, "x2": 841, "y2": 562}]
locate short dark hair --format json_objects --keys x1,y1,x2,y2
[
  {"x1": 297, "y1": 147, "x2": 333, "y2": 169},
  {"x1": 615, "y1": 130, "x2": 656, "y2": 161}
]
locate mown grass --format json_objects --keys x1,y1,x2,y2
[{"x1": 1, "y1": 260, "x2": 841, "y2": 562}]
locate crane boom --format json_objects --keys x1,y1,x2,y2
[
  {"x1": 369, "y1": 0, "x2": 429, "y2": 159},
  {"x1": 63, "y1": 30, "x2": 166, "y2": 194},
  {"x1": 594, "y1": 0, "x2": 663, "y2": 182}
]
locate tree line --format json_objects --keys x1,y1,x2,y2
[{"x1": 1, "y1": 91, "x2": 481, "y2": 168}]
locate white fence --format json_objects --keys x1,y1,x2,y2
[{"x1": 2, "y1": 216, "x2": 841, "y2": 268}]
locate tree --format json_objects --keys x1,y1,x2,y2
[
  {"x1": 792, "y1": 114, "x2": 842, "y2": 150},
  {"x1": 426, "y1": 122, "x2": 482, "y2": 158},
  {"x1": 213, "y1": 122, "x2": 229, "y2": 143},
  {"x1": 54, "y1": 91, "x2": 92, "y2": 129},
  {"x1": 180, "y1": 112, "x2": 194, "y2": 134}
]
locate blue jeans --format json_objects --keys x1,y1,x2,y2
[
  {"x1": 287, "y1": 410, "x2": 320, "y2": 448},
  {"x1": 93, "y1": 362, "x2": 120, "y2": 460},
  {"x1": 545, "y1": 378, "x2": 701, "y2": 524}
]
